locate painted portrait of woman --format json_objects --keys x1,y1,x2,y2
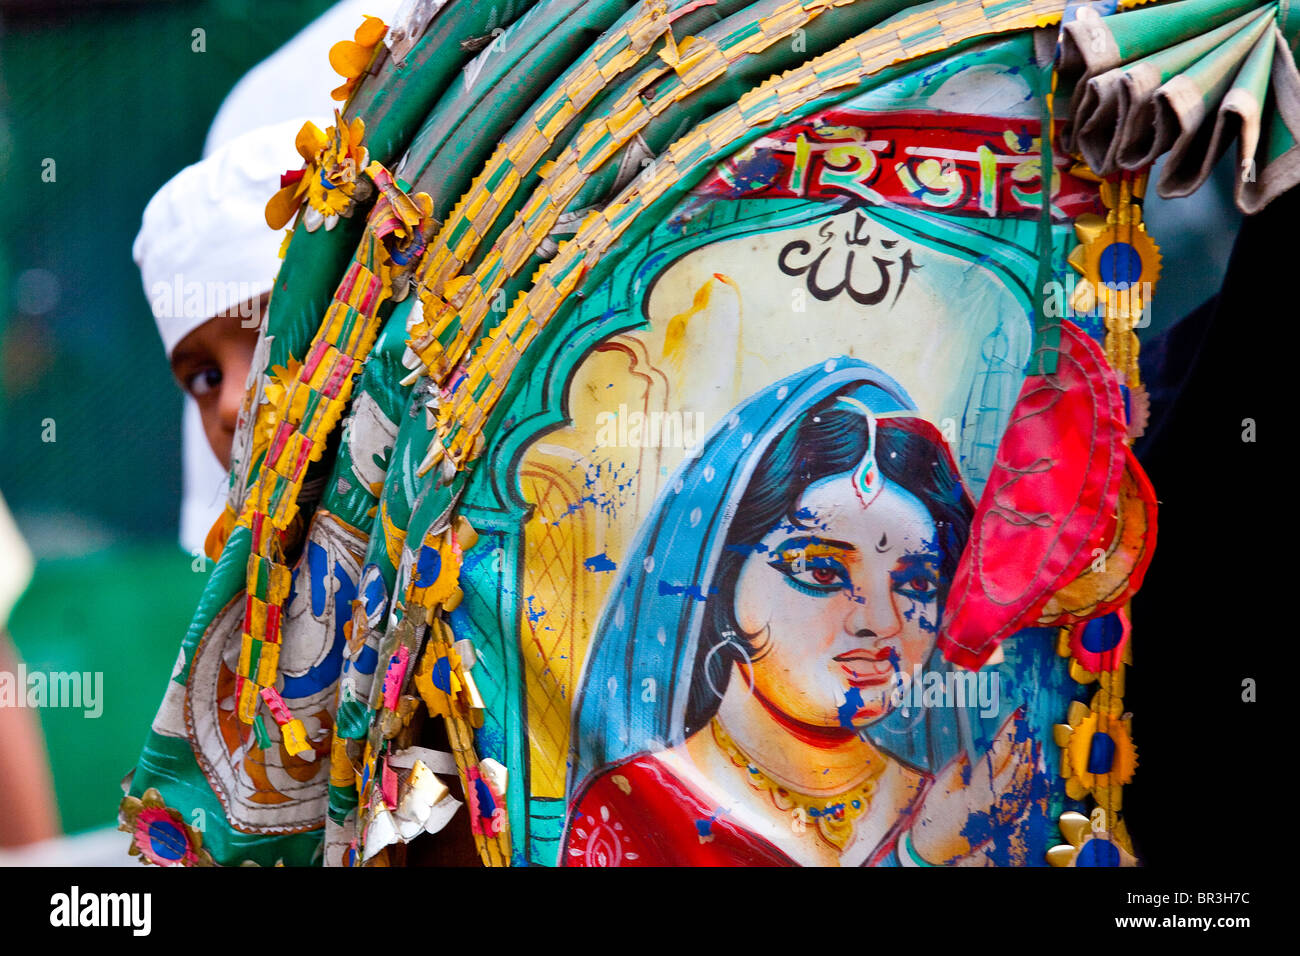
[{"x1": 562, "y1": 357, "x2": 1041, "y2": 867}]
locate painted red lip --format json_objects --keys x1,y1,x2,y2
[
  {"x1": 834, "y1": 649, "x2": 894, "y2": 663},
  {"x1": 835, "y1": 649, "x2": 897, "y2": 686},
  {"x1": 841, "y1": 668, "x2": 894, "y2": 688}
]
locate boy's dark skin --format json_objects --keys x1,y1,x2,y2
[{"x1": 168, "y1": 295, "x2": 265, "y2": 471}]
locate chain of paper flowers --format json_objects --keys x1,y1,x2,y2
[
  {"x1": 263, "y1": 16, "x2": 388, "y2": 233},
  {"x1": 227, "y1": 21, "x2": 436, "y2": 764},
  {"x1": 238, "y1": 13, "x2": 512, "y2": 865},
  {"x1": 1047, "y1": 166, "x2": 1153, "y2": 868},
  {"x1": 1066, "y1": 166, "x2": 1164, "y2": 390},
  {"x1": 340, "y1": 519, "x2": 512, "y2": 867}
]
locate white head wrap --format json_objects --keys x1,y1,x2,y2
[
  {"x1": 133, "y1": 117, "x2": 321, "y2": 359},
  {"x1": 204, "y1": 0, "x2": 403, "y2": 157},
  {"x1": 0, "y1": 492, "x2": 33, "y2": 629}
]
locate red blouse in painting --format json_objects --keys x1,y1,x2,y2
[{"x1": 562, "y1": 754, "x2": 921, "y2": 867}]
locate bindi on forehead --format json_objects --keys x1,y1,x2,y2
[{"x1": 795, "y1": 474, "x2": 934, "y2": 553}]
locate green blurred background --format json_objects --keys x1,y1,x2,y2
[{"x1": 0, "y1": 0, "x2": 334, "y2": 836}]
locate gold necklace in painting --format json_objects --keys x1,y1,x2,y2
[{"x1": 710, "y1": 717, "x2": 887, "y2": 853}]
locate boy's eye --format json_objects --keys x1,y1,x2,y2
[{"x1": 185, "y1": 367, "x2": 222, "y2": 398}]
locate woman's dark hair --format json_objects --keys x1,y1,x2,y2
[{"x1": 682, "y1": 395, "x2": 975, "y2": 735}]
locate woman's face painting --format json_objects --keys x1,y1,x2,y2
[{"x1": 733, "y1": 470, "x2": 940, "y2": 729}]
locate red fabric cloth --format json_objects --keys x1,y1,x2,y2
[
  {"x1": 561, "y1": 754, "x2": 919, "y2": 866},
  {"x1": 939, "y1": 319, "x2": 1129, "y2": 668}
]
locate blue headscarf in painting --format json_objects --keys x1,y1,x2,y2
[{"x1": 568, "y1": 357, "x2": 1015, "y2": 801}]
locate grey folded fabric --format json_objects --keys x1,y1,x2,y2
[{"x1": 1058, "y1": 0, "x2": 1300, "y2": 214}]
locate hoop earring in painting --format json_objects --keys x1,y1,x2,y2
[{"x1": 703, "y1": 630, "x2": 755, "y2": 701}]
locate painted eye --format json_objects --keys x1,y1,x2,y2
[
  {"x1": 909, "y1": 577, "x2": 933, "y2": 593},
  {"x1": 769, "y1": 548, "x2": 850, "y2": 596},
  {"x1": 186, "y1": 367, "x2": 222, "y2": 398},
  {"x1": 811, "y1": 567, "x2": 837, "y2": 586}
]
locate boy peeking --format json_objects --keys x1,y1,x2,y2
[{"x1": 132, "y1": 119, "x2": 313, "y2": 508}]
